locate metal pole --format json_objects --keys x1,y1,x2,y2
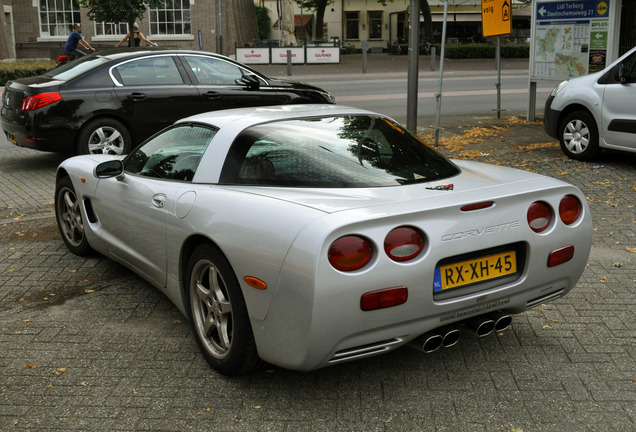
[
  {"x1": 496, "y1": 37, "x2": 501, "y2": 119},
  {"x1": 287, "y1": 49, "x2": 292, "y2": 76},
  {"x1": 406, "y1": 0, "x2": 420, "y2": 132},
  {"x1": 434, "y1": 1, "x2": 449, "y2": 147}
]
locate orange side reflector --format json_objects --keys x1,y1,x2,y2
[
  {"x1": 244, "y1": 276, "x2": 267, "y2": 290},
  {"x1": 80, "y1": 177, "x2": 86, "y2": 183}
]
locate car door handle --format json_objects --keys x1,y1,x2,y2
[
  {"x1": 127, "y1": 92, "x2": 147, "y2": 101},
  {"x1": 152, "y1": 194, "x2": 167, "y2": 208},
  {"x1": 203, "y1": 91, "x2": 221, "y2": 100}
]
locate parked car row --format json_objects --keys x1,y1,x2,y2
[{"x1": 3, "y1": 49, "x2": 593, "y2": 375}]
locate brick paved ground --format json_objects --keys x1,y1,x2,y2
[{"x1": 0, "y1": 61, "x2": 634, "y2": 431}]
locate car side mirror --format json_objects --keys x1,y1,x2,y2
[
  {"x1": 95, "y1": 159, "x2": 125, "y2": 180},
  {"x1": 241, "y1": 74, "x2": 260, "y2": 90},
  {"x1": 617, "y1": 63, "x2": 627, "y2": 83}
]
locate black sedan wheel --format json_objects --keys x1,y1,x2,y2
[
  {"x1": 55, "y1": 177, "x2": 93, "y2": 256},
  {"x1": 78, "y1": 118, "x2": 131, "y2": 155},
  {"x1": 186, "y1": 244, "x2": 261, "y2": 375},
  {"x1": 559, "y1": 110, "x2": 601, "y2": 161}
]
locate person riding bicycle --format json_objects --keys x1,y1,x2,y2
[
  {"x1": 64, "y1": 23, "x2": 95, "y2": 59},
  {"x1": 115, "y1": 23, "x2": 158, "y2": 48}
]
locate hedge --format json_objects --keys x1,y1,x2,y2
[
  {"x1": 0, "y1": 60, "x2": 56, "y2": 87},
  {"x1": 436, "y1": 43, "x2": 529, "y2": 59}
]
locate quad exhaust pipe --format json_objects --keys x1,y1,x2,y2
[
  {"x1": 408, "y1": 326, "x2": 462, "y2": 353},
  {"x1": 409, "y1": 311, "x2": 512, "y2": 353}
]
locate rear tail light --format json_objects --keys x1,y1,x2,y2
[
  {"x1": 384, "y1": 226, "x2": 424, "y2": 262},
  {"x1": 361, "y1": 287, "x2": 408, "y2": 311},
  {"x1": 527, "y1": 201, "x2": 551, "y2": 233},
  {"x1": 559, "y1": 195, "x2": 581, "y2": 225},
  {"x1": 20, "y1": 92, "x2": 62, "y2": 112},
  {"x1": 328, "y1": 235, "x2": 373, "y2": 271}
]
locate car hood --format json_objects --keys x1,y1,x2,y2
[
  {"x1": 267, "y1": 78, "x2": 327, "y2": 92},
  {"x1": 225, "y1": 160, "x2": 567, "y2": 213}
]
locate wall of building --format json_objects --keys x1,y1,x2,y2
[{"x1": 1, "y1": 0, "x2": 259, "y2": 61}]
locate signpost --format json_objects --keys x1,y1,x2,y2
[{"x1": 481, "y1": 0, "x2": 512, "y2": 118}]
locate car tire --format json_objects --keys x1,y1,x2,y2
[
  {"x1": 77, "y1": 118, "x2": 132, "y2": 155},
  {"x1": 559, "y1": 110, "x2": 601, "y2": 161},
  {"x1": 55, "y1": 176, "x2": 94, "y2": 256},
  {"x1": 185, "y1": 243, "x2": 262, "y2": 375}
]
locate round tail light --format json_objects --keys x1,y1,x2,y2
[
  {"x1": 328, "y1": 235, "x2": 373, "y2": 271},
  {"x1": 384, "y1": 226, "x2": 425, "y2": 262},
  {"x1": 527, "y1": 201, "x2": 551, "y2": 233},
  {"x1": 559, "y1": 195, "x2": 581, "y2": 225}
]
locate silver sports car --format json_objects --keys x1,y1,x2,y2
[{"x1": 55, "y1": 105, "x2": 593, "y2": 375}]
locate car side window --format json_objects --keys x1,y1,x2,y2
[
  {"x1": 182, "y1": 55, "x2": 251, "y2": 85},
  {"x1": 114, "y1": 57, "x2": 184, "y2": 86},
  {"x1": 124, "y1": 125, "x2": 216, "y2": 182}
]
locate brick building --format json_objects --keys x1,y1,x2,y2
[{"x1": 0, "y1": 0, "x2": 259, "y2": 61}]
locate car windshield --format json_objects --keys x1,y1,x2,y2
[
  {"x1": 220, "y1": 115, "x2": 460, "y2": 187},
  {"x1": 44, "y1": 56, "x2": 109, "y2": 81}
]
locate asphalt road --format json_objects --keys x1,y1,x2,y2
[{"x1": 0, "y1": 58, "x2": 634, "y2": 431}]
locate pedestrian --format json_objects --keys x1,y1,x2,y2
[
  {"x1": 115, "y1": 23, "x2": 158, "y2": 48},
  {"x1": 64, "y1": 23, "x2": 95, "y2": 59}
]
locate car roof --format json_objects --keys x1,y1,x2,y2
[
  {"x1": 93, "y1": 48, "x2": 238, "y2": 62},
  {"x1": 175, "y1": 104, "x2": 379, "y2": 130}
]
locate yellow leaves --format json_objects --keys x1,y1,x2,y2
[
  {"x1": 626, "y1": 247, "x2": 636, "y2": 253},
  {"x1": 84, "y1": 289, "x2": 95, "y2": 294},
  {"x1": 51, "y1": 367, "x2": 67, "y2": 375},
  {"x1": 24, "y1": 364, "x2": 37, "y2": 369}
]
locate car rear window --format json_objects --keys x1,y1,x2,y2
[
  {"x1": 220, "y1": 115, "x2": 460, "y2": 187},
  {"x1": 44, "y1": 56, "x2": 109, "y2": 81}
]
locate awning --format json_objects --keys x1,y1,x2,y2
[{"x1": 274, "y1": 14, "x2": 313, "y2": 29}]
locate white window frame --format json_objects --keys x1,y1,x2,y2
[
  {"x1": 149, "y1": 0, "x2": 192, "y2": 40},
  {"x1": 37, "y1": 0, "x2": 82, "y2": 41}
]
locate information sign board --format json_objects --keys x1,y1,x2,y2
[{"x1": 532, "y1": 0, "x2": 610, "y2": 79}]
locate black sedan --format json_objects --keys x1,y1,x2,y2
[{"x1": 1, "y1": 49, "x2": 334, "y2": 155}]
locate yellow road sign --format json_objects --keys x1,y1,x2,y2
[{"x1": 482, "y1": 0, "x2": 512, "y2": 37}]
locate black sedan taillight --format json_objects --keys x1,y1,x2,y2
[{"x1": 20, "y1": 92, "x2": 62, "y2": 112}]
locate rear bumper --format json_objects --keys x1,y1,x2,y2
[
  {"x1": 543, "y1": 95, "x2": 561, "y2": 139},
  {"x1": 2, "y1": 121, "x2": 75, "y2": 154}
]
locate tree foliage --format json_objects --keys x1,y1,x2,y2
[
  {"x1": 255, "y1": 6, "x2": 272, "y2": 40},
  {"x1": 376, "y1": 0, "x2": 433, "y2": 42},
  {"x1": 77, "y1": 0, "x2": 165, "y2": 31},
  {"x1": 294, "y1": 0, "x2": 334, "y2": 40}
]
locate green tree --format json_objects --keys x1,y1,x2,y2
[
  {"x1": 255, "y1": 6, "x2": 272, "y2": 40},
  {"x1": 77, "y1": 0, "x2": 165, "y2": 41},
  {"x1": 294, "y1": 1, "x2": 334, "y2": 41}
]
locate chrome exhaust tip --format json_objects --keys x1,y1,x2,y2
[
  {"x1": 441, "y1": 327, "x2": 461, "y2": 348},
  {"x1": 464, "y1": 316, "x2": 495, "y2": 337},
  {"x1": 489, "y1": 312, "x2": 512, "y2": 332},
  {"x1": 408, "y1": 332, "x2": 443, "y2": 353}
]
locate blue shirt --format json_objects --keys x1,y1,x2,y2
[{"x1": 65, "y1": 31, "x2": 83, "y2": 52}]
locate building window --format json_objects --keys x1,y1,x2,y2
[
  {"x1": 368, "y1": 11, "x2": 383, "y2": 40},
  {"x1": 345, "y1": 11, "x2": 359, "y2": 40},
  {"x1": 149, "y1": 0, "x2": 191, "y2": 36},
  {"x1": 39, "y1": 0, "x2": 81, "y2": 37},
  {"x1": 95, "y1": 22, "x2": 128, "y2": 37}
]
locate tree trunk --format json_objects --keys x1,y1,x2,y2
[{"x1": 420, "y1": 0, "x2": 433, "y2": 43}]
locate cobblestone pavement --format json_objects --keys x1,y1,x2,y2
[{"x1": 1, "y1": 62, "x2": 635, "y2": 431}]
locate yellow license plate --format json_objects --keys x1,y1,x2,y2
[
  {"x1": 7, "y1": 133, "x2": 17, "y2": 144},
  {"x1": 434, "y1": 251, "x2": 517, "y2": 292}
]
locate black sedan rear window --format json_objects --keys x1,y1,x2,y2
[{"x1": 220, "y1": 115, "x2": 460, "y2": 187}]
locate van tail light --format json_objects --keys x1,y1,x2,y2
[
  {"x1": 384, "y1": 226, "x2": 424, "y2": 262},
  {"x1": 527, "y1": 201, "x2": 551, "y2": 233},
  {"x1": 20, "y1": 92, "x2": 62, "y2": 112},
  {"x1": 559, "y1": 195, "x2": 581, "y2": 225},
  {"x1": 328, "y1": 235, "x2": 373, "y2": 271}
]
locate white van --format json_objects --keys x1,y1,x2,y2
[{"x1": 544, "y1": 46, "x2": 636, "y2": 160}]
